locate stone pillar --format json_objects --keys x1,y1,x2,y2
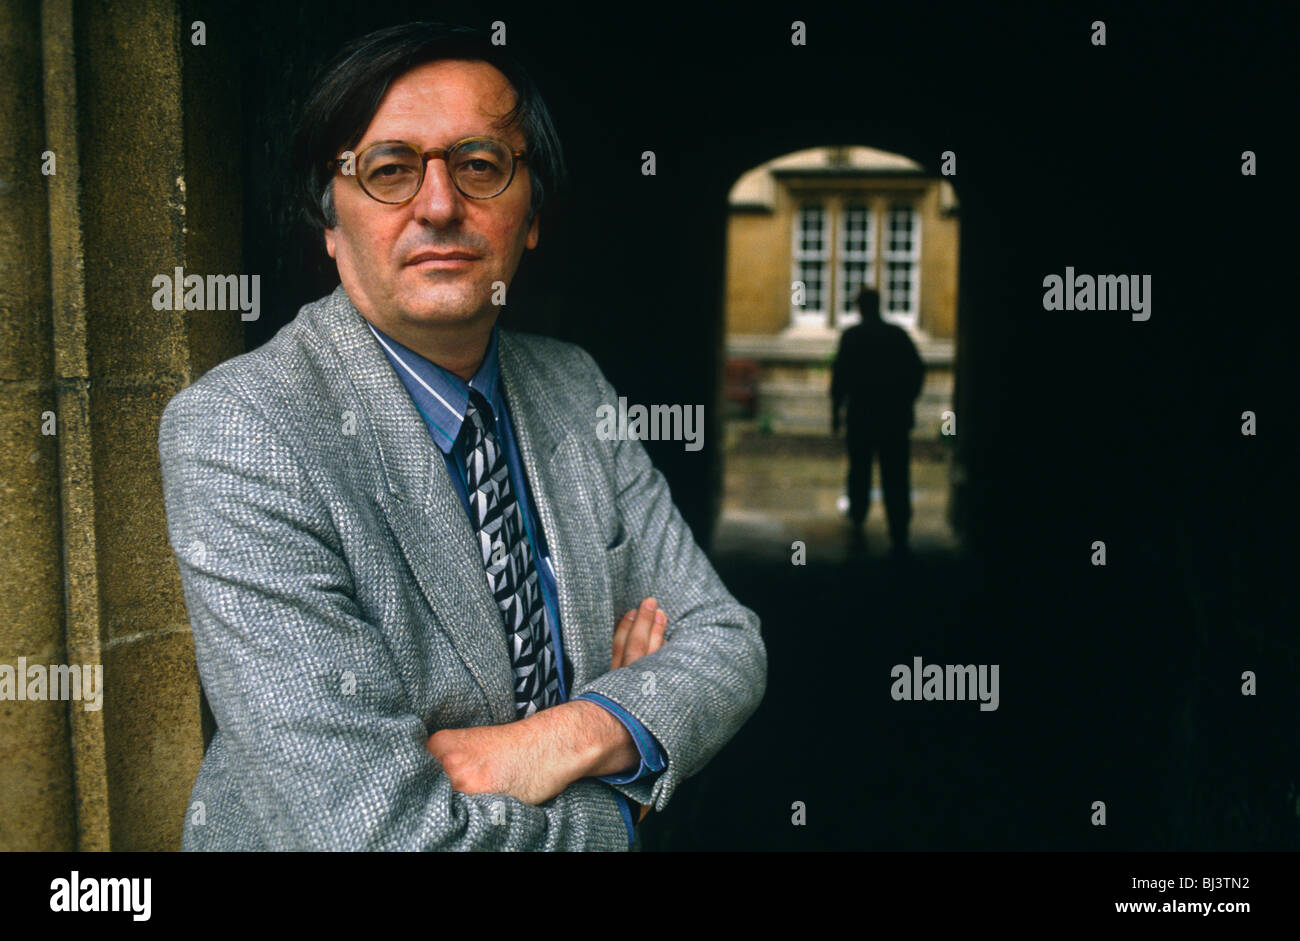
[{"x1": 0, "y1": 0, "x2": 242, "y2": 850}]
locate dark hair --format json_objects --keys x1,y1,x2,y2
[
  {"x1": 291, "y1": 21, "x2": 566, "y2": 231},
  {"x1": 856, "y1": 285, "x2": 881, "y2": 318}
]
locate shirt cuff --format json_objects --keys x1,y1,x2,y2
[{"x1": 575, "y1": 691, "x2": 666, "y2": 785}]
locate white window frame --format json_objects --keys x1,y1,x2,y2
[
  {"x1": 836, "y1": 201, "x2": 874, "y2": 328},
  {"x1": 790, "y1": 202, "x2": 830, "y2": 328},
  {"x1": 882, "y1": 202, "x2": 921, "y2": 328}
]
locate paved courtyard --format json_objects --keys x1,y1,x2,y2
[{"x1": 714, "y1": 426, "x2": 961, "y2": 564}]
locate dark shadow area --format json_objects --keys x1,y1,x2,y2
[
  {"x1": 647, "y1": 535, "x2": 1295, "y2": 850},
  {"x1": 213, "y1": 1, "x2": 1295, "y2": 849}
]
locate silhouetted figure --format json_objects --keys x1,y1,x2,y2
[{"x1": 830, "y1": 286, "x2": 924, "y2": 558}]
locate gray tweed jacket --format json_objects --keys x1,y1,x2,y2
[{"x1": 158, "y1": 284, "x2": 766, "y2": 850}]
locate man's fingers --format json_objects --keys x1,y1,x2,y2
[
  {"x1": 613, "y1": 599, "x2": 669, "y2": 669},
  {"x1": 647, "y1": 609, "x2": 667, "y2": 655},
  {"x1": 611, "y1": 609, "x2": 636, "y2": 669},
  {"x1": 624, "y1": 598, "x2": 658, "y2": 664}
]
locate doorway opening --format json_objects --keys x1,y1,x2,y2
[{"x1": 716, "y1": 145, "x2": 963, "y2": 565}]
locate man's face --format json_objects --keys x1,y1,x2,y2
[{"x1": 324, "y1": 59, "x2": 539, "y2": 332}]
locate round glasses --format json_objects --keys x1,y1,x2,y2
[{"x1": 330, "y1": 137, "x2": 528, "y2": 204}]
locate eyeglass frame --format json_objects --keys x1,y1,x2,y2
[{"x1": 327, "y1": 136, "x2": 529, "y2": 204}]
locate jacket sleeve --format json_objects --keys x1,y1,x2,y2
[
  {"x1": 566, "y1": 349, "x2": 768, "y2": 812},
  {"x1": 908, "y1": 336, "x2": 925, "y2": 402},
  {"x1": 159, "y1": 382, "x2": 628, "y2": 851},
  {"x1": 830, "y1": 330, "x2": 849, "y2": 412}
]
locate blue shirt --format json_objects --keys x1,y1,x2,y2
[{"x1": 367, "y1": 319, "x2": 665, "y2": 847}]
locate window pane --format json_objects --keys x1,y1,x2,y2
[
  {"x1": 791, "y1": 202, "x2": 829, "y2": 325},
  {"x1": 881, "y1": 203, "x2": 920, "y2": 322},
  {"x1": 837, "y1": 203, "x2": 874, "y2": 325}
]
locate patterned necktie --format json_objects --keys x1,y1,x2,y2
[{"x1": 461, "y1": 388, "x2": 561, "y2": 718}]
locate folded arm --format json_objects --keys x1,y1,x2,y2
[
  {"x1": 429, "y1": 600, "x2": 669, "y2": 831},
  {"x1": 567, "y1": 350, "x2": 768, "y2": 812}
]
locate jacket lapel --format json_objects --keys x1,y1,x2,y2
[
  {"x1": 310, "y1": 287, "x2": 517, "y2": 725},
  {"x1": 498, "y1": 333, "x2": 609, "y2": 692},
  {"x1": 309, "y1": 288, "x2": 613, "y2": 715}
]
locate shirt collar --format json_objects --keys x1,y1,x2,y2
[{"x1": 365, "y1": 318, "x2": 502, "y2": 454}]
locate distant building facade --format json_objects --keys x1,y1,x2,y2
[{"x1": 724, "y1": 146, "x2": 959, "y2": 438}]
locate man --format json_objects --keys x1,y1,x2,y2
[
  {"x1": 158, "y1": 21, "x2": 766, "y2": 851},
  {"x1": 830, "y1": 285, "x2": 925, "y2": 559}
]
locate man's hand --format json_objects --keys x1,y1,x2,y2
[
  {"x1": 611, "y1": 597, "x2": 667, "y2": 670},
  {"x1": 425, "y1": 599, "x2": 668, "y2": 818}
]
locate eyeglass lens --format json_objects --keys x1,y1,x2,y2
[{"x1": 358, "y1": 140, "x2": 514, "y2": 201}]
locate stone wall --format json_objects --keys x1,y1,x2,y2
[{"x1": 0, "y1": 0, "x2": 242, "y2": 850}]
